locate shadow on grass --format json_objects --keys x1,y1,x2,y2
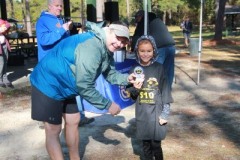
[
  {"x1": 170, "y1": 77, "x2": 240, "y2": 149},
  {"x1": 60, "y1": 115, "x2": 142, "y2": 159},
  {"x1": 203, "y1": 44, "x2": 240, "y2": 54},
  {"x1": 201, "y1": 59, "x2": 240, "y2": 78},
  {"x1": 172, "y1": 45, "x2": 240, "y2": 151}
]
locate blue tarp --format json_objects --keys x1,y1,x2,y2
[{"x1": 77, "y1": 59, "x2": 137, "y2": 114}]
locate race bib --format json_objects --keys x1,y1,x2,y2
[
  {"x1": 139, "y1": 88, "x2": 156, "y2": 104},
  {"x1": 139, "y1": 77, "x2": 159, "y2": 104}
]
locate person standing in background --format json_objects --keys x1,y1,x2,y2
[
  {"x1": 36, "y1": 0, "x2": 94, "y2": 127},
  {"x1": 0, "y1": 19, "x2": 12, "y2": 88},
  {"x1": 131, "y1": 10, "x2": 176, "y2": 88},
  {"x1": 180, "y1": 15, "x2": 193, "y2": 47}
]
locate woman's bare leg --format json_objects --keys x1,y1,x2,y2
[
  {"x1": 63, "y1": 113, "x2": 80, "y2": 160},
  {"x1": 44, "y1": 122, "x2": 64, "y2": 160}
]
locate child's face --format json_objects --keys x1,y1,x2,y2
[{"x1": 138, "y1": 41, "x2": 154, "y2": 66}]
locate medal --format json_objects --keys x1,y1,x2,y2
[{"x1": 133, "y1": 66, "x2": 144, "y2": 82}]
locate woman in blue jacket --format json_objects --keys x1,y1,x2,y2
[{"x1": 30, "y1": 21, "x2": 138, "y2": 159}]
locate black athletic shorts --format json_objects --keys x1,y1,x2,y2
[{"x1": 31, "y1": 85, "x2": 79, "y2": 125}]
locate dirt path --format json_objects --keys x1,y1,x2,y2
[{"x1": 0, "y1": 47, "x2": 240, "y2": 160}]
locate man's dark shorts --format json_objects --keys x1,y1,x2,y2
[
  {"x1": 183, "y1": 32, "x2": 191, "y2": 39},
  {"x1": 31, "y1": 86, "x2": 79, "y2": 125}
]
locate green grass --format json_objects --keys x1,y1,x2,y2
[
  {"x1": 169, "y1": 25, "x2": 240, "y2": 40},
  {"x1": 130, "y1": 24, "x2": 240, "y2": 41},
  {"x1": 169, "y1": 26, "x2": 215, "y2": 39}
]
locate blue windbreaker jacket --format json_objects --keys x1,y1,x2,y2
[{"x1": 30, "y1": 22, "x2": 129, "y2": 110}]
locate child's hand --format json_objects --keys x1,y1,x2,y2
[
  {"x1": 133, "y1": 74, "x2": 144, "y2": 89},
  {"x1": 135, "y1": 75, "x2": 144, "y2": 83},
  {"x1": 133, "y1": 81, "x2": 143, "y2": 89},
  {"x1": 159, "y1": 117, "x2": 167, "y2": 125}
]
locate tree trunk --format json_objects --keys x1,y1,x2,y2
[
  {"x1": 25, "y1": 0, "x2": 32, "y2": 36},
  {"x1": 214, "y1": 0, "x2": 227, "y2": 40},
  {"x1": 163, "y1": 11, "x2": 166, "y2": 24},
  {"x1": 21, "y1": 1, "x2": 26, "y2": 31},
  {"x1": 168, "y1": 10, "x2": 172, "y2": 25},
  {"x1": 10, "y1": 0, "x2": 14, "y2": 18}
]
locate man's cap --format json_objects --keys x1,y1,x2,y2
[
  {"x1": 135, "y1": 10, "x2": 144, "y2": 18},
  {"x1": 109, "y1": 24, "x2": 130, "y2": 40}
]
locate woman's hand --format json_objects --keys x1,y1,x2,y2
[
  {"x1": 128, "y1": 73, "x2": 144, "y2": 89},
  {"x1": 133, "y1": 81, "x2": 143, "y2": 89},
  {"x1": 127, "y1": 73, "x2": 136, "y2": 83},
  {"x1": 108, "y1": 102, "x2": 121, "y2": 116}
]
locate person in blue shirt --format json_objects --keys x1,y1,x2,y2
[
  {"x1": 36, "y1": 0, "x2": 94, "y2": 128},
  {"x1": 36, "y1": 0, "x2": 71, "y2": 61}
]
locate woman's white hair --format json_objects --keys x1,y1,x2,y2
[
  {"x1": 48, "y1": 0, "x2": 63, "y2": 5},
  {"x1": 48, "y1": 0, "x2": 53, "y2": 5}
]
